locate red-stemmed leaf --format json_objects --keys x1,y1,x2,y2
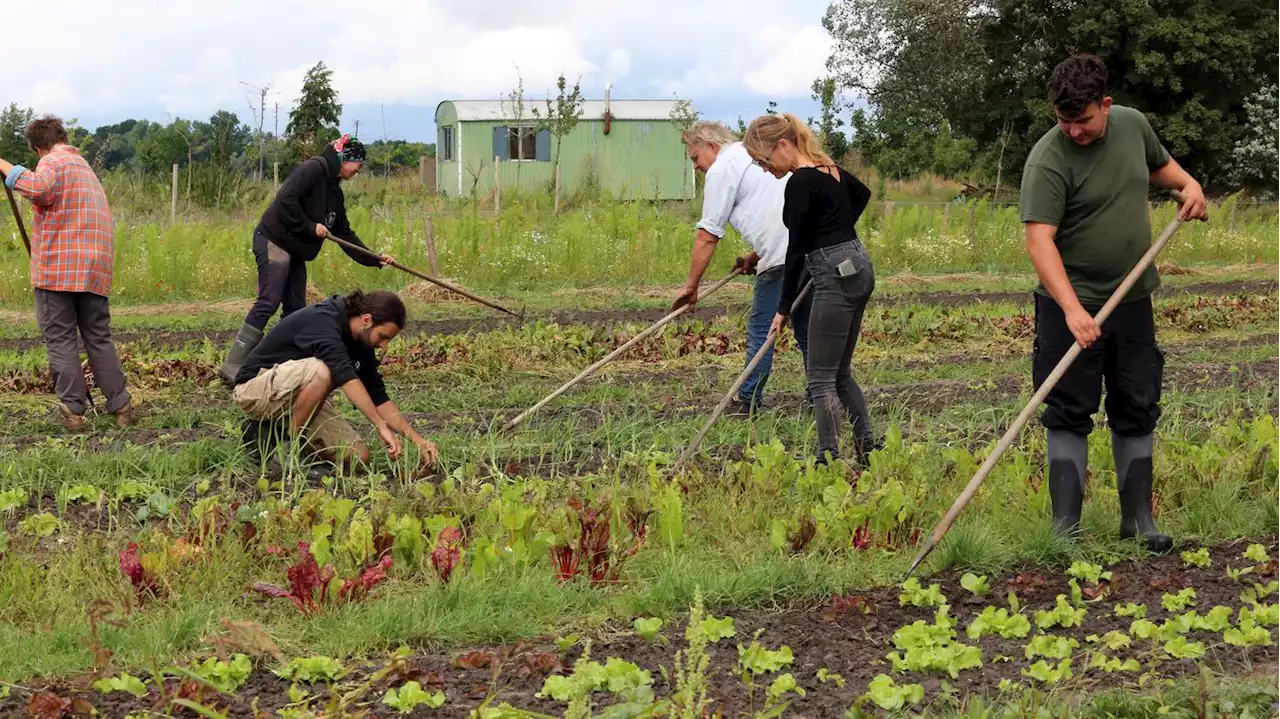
[
  {"x1": 790, "y1": 515, "x2": 817, "y2": 553},
  {"x1": 431, "y1": 527, "x2": 462, "y2": 583},
  {"x1": 549, "y1": 545, "x2": 579, "y2": 583},
  {"x1": 119, "y1": 542, "x2": 159, "y2": 598},
  {"x1": 339, "y1": 555, "x2": 394, "y2": 602}
]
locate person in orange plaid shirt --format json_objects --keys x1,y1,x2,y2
[{"x1": 0, "y1": 116, "x2": 136, "y2": 431}]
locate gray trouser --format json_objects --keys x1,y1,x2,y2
[
  {"x1": 34, "y1": 289, "x2": 131, "y2": 415},
  {"x1": 805, "y1": 239, "x2": 875, "y2": 460}
]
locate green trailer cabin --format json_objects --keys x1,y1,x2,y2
[{"x1": 434, "y1": 99, "x2": 695, "y2": 200}]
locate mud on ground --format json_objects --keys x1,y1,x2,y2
[{"x1": 2, "y1": 540, "x2": 1275, "y2": 718}]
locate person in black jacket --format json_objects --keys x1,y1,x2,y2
[
  {"x1": 219, "y1": 135, "x2": 394, "y2": 384},
  {"x1": 744, "y1": 113, "x2": 880, "y2": 468},
  {"x1": 233, "y1": 289, "x2": 438, "y2": 471}
]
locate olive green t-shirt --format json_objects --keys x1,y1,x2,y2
[{"x1": 1019, "y1": 105, "x2": 1171, "y2": 305}]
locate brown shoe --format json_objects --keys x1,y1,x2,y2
[
  {"x1": 55, "y1": 403, "x2": 87, "y2": 432},
  {"x1": 114, "y1": 402, "x2": 140, "y2": 428}
]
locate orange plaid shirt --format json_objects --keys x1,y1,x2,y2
[{"x1": 8, "y1": 146, "x2": 115, "y2": 296}]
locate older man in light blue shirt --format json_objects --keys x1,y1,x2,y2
[{"x1": 673, "y1": 121, "x2": 812, "y2": 412}]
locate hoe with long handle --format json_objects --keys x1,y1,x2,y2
[
  {"x1": 673, "y1": 279, "x2": 814, "y2": 473},
  {"x1": 323, "y1": 230, "x2": 524, "y2": 319},
  {"x1": 905, "y1": 194, "x2": 1203, "y2": 579},
  {"x1": 0, "y1": 171, "x2": 31, "y2": 255},
  {"x1": 502, "y1": 268, "x2": 744, "y2": 432}
]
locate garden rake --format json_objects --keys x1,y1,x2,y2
[
  {"x1": 501, "y1": 268, "x2": 745, "y2": 432},
  {"x1": 672, "y1": 279, "x2": 814, "y2": 474},
  {"x1": 322, "y1": 230, "x2": 524, "y2": 320},
  {"x1": 0, "y1": 171, "x2": 30, "y2": 255},
  {"x1": 906, "y1": 192, "x2": 1205, "y2": 579}
]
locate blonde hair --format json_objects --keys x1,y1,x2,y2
[
  {"x1": 742, "y1": 113, "x2": 833, "y2": 166},
  {"x1": 680, "y1": 121, "x2": 740, "y2": 150}
]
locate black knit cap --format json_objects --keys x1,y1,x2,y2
[{"x1": 332, "y1": 134, "x2": 366, "y2": 162}]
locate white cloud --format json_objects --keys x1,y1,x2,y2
[
  {"x1": 605, "y1": 49, "x2": 632, "y2": 85},
  {"x1": 741, "y1": 24, "x2": 833, "y2": 97},
  {"x1": 0, "y1": 0, "x2": 831, "y2": 122}
]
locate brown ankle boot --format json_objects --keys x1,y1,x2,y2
[
  {"x1": 114, "y1": 402, "x2": 140, "y2": 428},
  {"x1": 55, "y1": 402, "x2": 87, "y2": 432}
]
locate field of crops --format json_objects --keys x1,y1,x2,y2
[
  {"x1": 0, "y1": 179, "x2": 1275, "y2": 305},
  {"x1": 0, "y1": 194, "x2": 1277, "y2": 717}
]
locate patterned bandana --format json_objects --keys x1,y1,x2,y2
[{"x1": 332, "y1": 134, "x2": 366, "y2": 163}]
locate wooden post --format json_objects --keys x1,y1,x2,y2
[
  {"x1": 423, "y1": 211, "x2": 440, "y2": 275},
  {"x1": 885, "y1": 200, "x2": 894, "y2": 220},
  {"x1": 419, "y1": 155, "x2": 428, "y2": 187},
  {"x1": 554, "y1": 164, "x2": 561, "y2": 215},
  {"x1": 493, "y1": 155, "x2": 501, "y2": 214},
  {"x1": 170, "y1": 163, "x2": 179, "y2": 224},
  {"x1": 273, "y1": 162, "x2": 279, "y2": 193},
  {"x1": 1229, "y1": 201, "x2": 1237, "y2": 233},
  {"x1": 968, "y1": 203, "x2": 977, "y2": 246},
  {"x1": 943, "y1": 203, "x2": 951, "y2": 227}
]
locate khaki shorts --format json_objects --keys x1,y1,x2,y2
[{"x1": 232, "y1": 358, "x2": 362, "y2": 455}]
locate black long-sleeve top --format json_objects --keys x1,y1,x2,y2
[
  {"x1": 255, "y1": 147, "x2": 382, "y2": 267},
  {"x1": 233, "y1": 294, "x2": 389, "y2": 405},
  {"x1": 778, "y1": 166, "x2": 872, "y2": 314}
]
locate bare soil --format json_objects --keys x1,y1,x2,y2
[
  {"x1": 0, "y1": 280, "x2": 1271, "y2": 352},
  {"x1": 3, "y1": 540, "x2": 1274, "y2": 718},
  {"x1": 0, "y1": 359, "x2": 1273, "y2": 456}
]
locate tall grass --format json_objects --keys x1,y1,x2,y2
[{"x1": 0, "y1": 176, "x2": 1273, "y2": 305}]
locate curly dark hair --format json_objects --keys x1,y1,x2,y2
[
  {"x1": 1048, "y1": 54, "x2": 1109, "y2": 118},
  {"x1": 25, "y1": 116, "x2": 69, "y2": 152},
  {"x1": 343, "y1": 289, "x2": 406, "y2": 328}
]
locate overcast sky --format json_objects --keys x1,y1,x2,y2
[{"x1": 0, "y1": 0, "x2": 841, "y2": 142}]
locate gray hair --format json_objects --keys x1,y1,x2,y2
[{"x1": 681, "y1": 121, "x2": 739, "y2": 149}]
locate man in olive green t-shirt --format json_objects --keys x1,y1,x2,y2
[{"x1": 1019, "y1": 54, "x2": 1207, "y2": 553}]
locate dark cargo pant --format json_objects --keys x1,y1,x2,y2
[
  {"x1": 34, "y1": 289, "x2": 131, "y2": 415},
  {"x1": 1033, "y1": 294, "x2": 1164, "y2": 437},
  {"x1": 244, "y1": 230, "x2": 308, "y2": 331}
]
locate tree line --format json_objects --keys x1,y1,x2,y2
[
  {"x1": 0, "y1": 62, "x2": 434, "y2": 209},
  {"x1": 820, "y1": 0, "x2": 1279, "y2": 195}
]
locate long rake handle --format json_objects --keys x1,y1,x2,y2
[
  {"x1": 0, "y1": 171, "x2": 30, "y2": 255},
  {"x1": 323, "y1": 230, "x2": 521, "y2": 318},
  {"x1": 673, "y1": 280, "x2": 814, "y2": 472},
  {"x1": 905, "y1": 207, "x2": 1197, "y2": 579},
  {"x1": 502, "y1": 269, "x2": 744, "y2": 432}
]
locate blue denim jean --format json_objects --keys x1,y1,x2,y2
[{"x1": 739, "y1": 266, "x2": 812, "y2": 405}]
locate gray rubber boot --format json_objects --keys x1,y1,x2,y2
[
  {"x1": 219, "y1": 323, "x2": 264, "y2": 387},
  {"x1": 1047, "y1": 430, "x2": 1087, "y2": 537},
  {"x1": 1114, "y1": 432, "x2": 1173, "y2": 553}
]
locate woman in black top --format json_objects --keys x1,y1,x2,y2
[
  {"x1": 218, "y1": 135, "x2": 394, "y2": 385},
  {"x1": 744, "y1": 113, "x2": 879, "y2": 466}
]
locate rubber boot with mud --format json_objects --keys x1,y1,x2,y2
[
  {"x1": 1047, "y1": 430, "x2": 1087, "y2": 537},
  {"x1": 219, "y1": 323, "x2": 264, "y2": 388},
  {"x1": 1114, "y1": 432, "x2": 1173, "y2": 554}
]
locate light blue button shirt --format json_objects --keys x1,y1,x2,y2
[{"x1": 695, "y1": 143, "x2": 790, "y2": 273}]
